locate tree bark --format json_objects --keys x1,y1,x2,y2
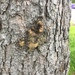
[{"x1": 0, "y1": 0, "x2": 71, "y2": 75}]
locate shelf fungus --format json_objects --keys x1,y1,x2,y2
[
  {"x1": 19, "y1": 38, "x2": 25, "y2": 47},
  {"x1": 17, "y1": 21, "x2": 47, "y2": 51},
  {"x1": 37, "y1": 21, "x2": 44, "y2": 33},
  {"x1": 17, "y1": 38, "x2": 25, "y2": 48},
  {"x1": 27, "y1": 42, "x2": 39, "y2": 51}
]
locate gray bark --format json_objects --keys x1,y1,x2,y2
[{"x1": 0, "y1": 0, "x2": 71, "y2": 75}]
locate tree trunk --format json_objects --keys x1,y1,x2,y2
[{"x1": 0, "y1": 0, "x2": 71, "y2": 75}]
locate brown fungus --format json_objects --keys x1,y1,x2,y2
[{"x1": 16, "y1": 20, "x2": 47, "y2": 51}]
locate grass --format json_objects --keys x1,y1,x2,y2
[
  {"x1": 68, "y1": 23, "x2": 75, "y2": 75},
  {"x1": 69, "y1": 26, "x2": 75, "y2": 51}
]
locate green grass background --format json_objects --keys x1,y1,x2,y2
[{"x1": 68, "y1": 24, "x2": 75, "y2": 75}]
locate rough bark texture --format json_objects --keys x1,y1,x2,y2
[{"x1": 0, "y1": 0, "x2": 71, "y2": 75}]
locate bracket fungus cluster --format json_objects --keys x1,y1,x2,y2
[{"x1": 17, "y1": 21, "x2": 47, "y2": 51}]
